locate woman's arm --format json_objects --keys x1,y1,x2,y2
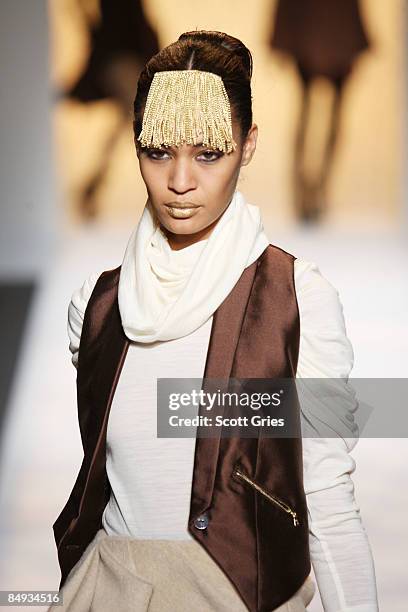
[
  {"x1": 294, "y1": 259, "x2": 379, "y2": 612},
  {"x1": 67, "y1": 271, "x2": 101, "y2": 368}
]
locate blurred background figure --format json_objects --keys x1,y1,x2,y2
[
  {"x1": 58, "y1": 0, "x2": 159, "y2": 219},
  {"x1": 269, "y1": 0, "x2": 371, "y2": 223}
]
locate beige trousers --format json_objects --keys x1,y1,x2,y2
[{"x1": 50, "y1": 529, "x2": 316, "y2": 612}]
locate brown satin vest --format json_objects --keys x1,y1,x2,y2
[{"x1": 52, "y1": 244, "x2": 311, "y2": 611}]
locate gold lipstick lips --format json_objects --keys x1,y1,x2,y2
[{"x1": 165, "y1": 203, "x2": 201, "y2": 219}]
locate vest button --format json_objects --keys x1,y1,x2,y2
[{"x1": 194, "y1": 512, "x2": 209, "y2": 530}]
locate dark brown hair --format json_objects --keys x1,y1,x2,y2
[{"x1": 133, "y1": 30, "x2": 253, "y2": 148}]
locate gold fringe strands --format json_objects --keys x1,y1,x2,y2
[{"x1": 137, "y1": 70, "x2": 238, "y2": 154}]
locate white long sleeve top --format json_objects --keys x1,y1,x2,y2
[{"x1": 67, "y1": 257, "x2": 379, "y2": 612}]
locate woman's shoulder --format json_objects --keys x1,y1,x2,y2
[
  {"x1": 293, "y1": 257, "x2": 354, "y2": 379},
  {"x1": 264, "y1": 246, "x2": 339, "y2": 297},
  {"x1": 293, "y1": 256, "x2": 348, "y2": 331},
  {"x1": 69, "y1": 271, "x2": 102, "y2": 315},
  {"x1": 294, "y1": 257, "x2": 339, "y2": 296}
]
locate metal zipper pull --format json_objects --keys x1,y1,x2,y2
[
  {"x1": 234, "y1": 468, "x2": 300, "y2": 527},
  {"x1": 291, "y1": 513, "x2": 299, "y2": 526}
]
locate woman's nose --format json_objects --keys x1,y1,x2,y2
[{"x1": 168, "y1": 159, "x2": 197, "y2": 193}]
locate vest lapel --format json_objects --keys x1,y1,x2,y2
[{"x1": 188, "y1": 257, "x2": 259, "y2": 519}]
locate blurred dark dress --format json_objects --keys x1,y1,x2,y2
[
  {"x1": 269, "y1": 0, "x2": 370, "y2": 81},
  {"x1": 66, "y1": 0, "x2": 159, "y2": 102}
]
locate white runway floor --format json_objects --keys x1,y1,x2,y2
[{"x1": 0, "y1": 219, "x2": 407, "y2": 611}]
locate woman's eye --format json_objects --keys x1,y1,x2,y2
[
  {"x1": 198, "y1": 150, "x2": 223, "y2": 162},
  {"x1": 146, "y1": 149, "x2": 169, "y2": 160}
]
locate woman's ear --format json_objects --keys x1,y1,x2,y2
[{"x1": 241, "y1": 123, "x2": 258, "y2": 167}]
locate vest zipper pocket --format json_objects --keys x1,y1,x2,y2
[{"x1": 233, "y1": 467, "x2": 300, "y2": 527}]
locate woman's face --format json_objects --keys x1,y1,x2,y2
[{"x1": 136, "y1": 118, "x2": 258, "y2": 249}]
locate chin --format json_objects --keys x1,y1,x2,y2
[{"x1": 160, "y1": 218, "x2": 206, "y2": 236}]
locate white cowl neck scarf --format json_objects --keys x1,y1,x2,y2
[{"x1": 118, "y1": 189, "x2": 270, "y2": 343}]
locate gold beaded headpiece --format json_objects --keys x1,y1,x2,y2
[{"x1": 136, "y1": 69, "x2": 237, "y2": 153}]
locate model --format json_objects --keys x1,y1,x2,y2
[{"x1": 50, "y1": 30, "x2": 379, "y2": 611}]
